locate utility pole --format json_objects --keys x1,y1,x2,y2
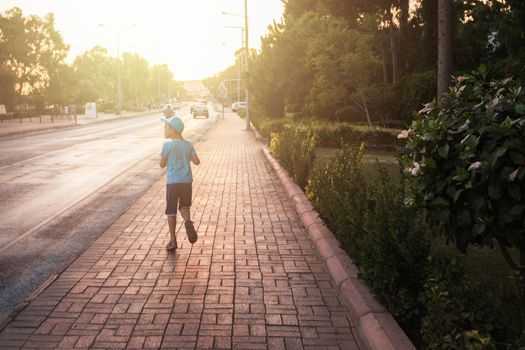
[
  {"x1": 244, "y1": 0, "x2": 250, "y2": 130},
  {"x1": 117, "y1": 32, "x2": 122, "y2": 116}
]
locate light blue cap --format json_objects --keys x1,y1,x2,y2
[{"x1": 161, "y1": 116, "x2": 184, "y2": 133}]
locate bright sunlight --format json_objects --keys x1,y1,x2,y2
[{"x1": 0, "y1": 0, "x2": 284, "y2": 80}]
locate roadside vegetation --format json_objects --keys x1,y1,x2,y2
[
  {"x1": 207, "y1": 0, "x2": 525, "y2": 348},
  {"x1": 0, "y1": 8, "x2": 188, "y2": 116}
]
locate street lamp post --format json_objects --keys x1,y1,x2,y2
[
  {"x1": 224, "y1": 26, "x2": 244, "y2": 105},
  {"x1": 244, "y1": 0, "x2": 250, "y2": 131},
  {"x1": 98, "y1": 24, "x2": 136, "y2": 116},
  {"x1": 116, "y1": 31, "x2": 122, "y2": 116},
  {"x1": 222, "y1": 4, "x2": 250, "y2": 130}
]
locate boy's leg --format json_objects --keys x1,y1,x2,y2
[
  {"x1": 179, "y1": 184, "x2": 197, "y2": 243},
  {"x1": 165, "y1": 184, "x2": 178, "y2": 250},
  {"x1": 167, "y1": 215, "x2": 177, "y2": 241},
  {"x1": 179, "y1": 207, "x2": 190, "y2": 221},
  {"x1": 180, "y1": 207, "x2": 197, "y2": 243}
]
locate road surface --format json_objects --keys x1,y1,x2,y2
[{"x1": 0, "y1": 104, "x2": 218, "y2": 321}]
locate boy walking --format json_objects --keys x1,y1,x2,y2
[{"x1": 160, "y1": 117, "x2": 200, "y2": 250}]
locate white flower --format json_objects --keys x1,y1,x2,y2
[
  {"x1": 468, "y1": 162, "x2": 482, "y2": 171},
  {"x1": 508, "y1": 168, "x2": 519, "y2": 182},
  {"x1": 460, "y1": 134, "x2": 471, "y2": 145},
  {"x1": 458, "y1": 120, "x2": 470, "y2": 132},
  {"x1": 397, "y1": 129, "x2": 409, "y2": 139},
  {"x1": 410, "y1": 162, "x2": 421, "y2": 176},
  {"x1": 457, "y1": 76, "x2": 469, "y2": 82}
]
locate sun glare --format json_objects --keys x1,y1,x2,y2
[{"x1": 0, "y1": 0, "x2": 284, "y2": 80}]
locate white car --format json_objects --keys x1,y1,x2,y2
[
  {"x1": 232, "y1": 101, "x2": 247, "y2": 112},
  {"x1": 192, "y1": 103, "x2": 209, "y2": 118}
]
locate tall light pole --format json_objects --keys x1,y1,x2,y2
[
  {"x1": 224, "y1": 26, "x2": 244, "y2": 104},
  {"x1": 244, "y1": 0, "x2": 250, "y2": 131},
  {"x1": 98, "y1": 23, "x2": 136, "y2": 116},
  {"x1": 222, "y1": 5, "x2": 250, "y2": 130},
  {"x1": 116, "y1": 31, "x2": 122, "y2": 116}
]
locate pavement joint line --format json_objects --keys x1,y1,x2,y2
[
  {"x1": 0, "y1": 113, "x2": 366, "y2": 349},
  {"x1": 259, "y1": 140, "x2": 417, "y2": 350}
]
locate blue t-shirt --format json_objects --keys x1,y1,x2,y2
[{"x1": 161, "y1": 139, "x2": 196, "y2": 184}]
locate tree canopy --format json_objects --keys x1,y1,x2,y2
[{"x1": 0, "y1": 7, "x2": 186, "y2": 113}]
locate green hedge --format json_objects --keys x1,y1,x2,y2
[
  {"x1": 253, "y1": 115, "x2": 401, "y2": 149},
  {"x1": 305, "y1": 144, "x2": 520, "y2": 348},
  {"x1": 269, "y1": 124, "x2": 317, "y2": 189},
  {"x1": 306, "y1": 144, "x2": 430, "y2": 327}
]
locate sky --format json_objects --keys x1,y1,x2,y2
[{"x1": 0, "y1": 0, "x2": 285, "y2": 80}]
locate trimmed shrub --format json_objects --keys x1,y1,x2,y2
[
  {"x1": 308, "y1": 121, "x2": 400, "y2": 149},
  {"x1": 307, "y1": 144, "x2": 431, "y2": 326},
  {"x1": 421, "y1": 250, "x2": 497, "y2": 350},
  {"x1": 307, "y1": 144, "x2": 369, "y2": 250},
  {"x1": 269, "y1": 124, "x2": 317, "y2": 188}
]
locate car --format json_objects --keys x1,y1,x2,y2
[
  {"x1": 192, "y1": 103, "x2": 209, "y2": 118},
  {"x1": 231, "y1": 101, "x2": 247, "y2": 112}
]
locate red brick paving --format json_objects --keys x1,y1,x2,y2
[{"x1": 0, "y1": 113, "x2": 364, "y2": 349}]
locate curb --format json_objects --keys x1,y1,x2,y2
[
  {"x1": 261, "y1": 145, "x2": 416, "y2": 350},
  {"x1": 0, "y1": 109, "x2": 163, "y2": 138}
]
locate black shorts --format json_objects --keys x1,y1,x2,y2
[{"x1": 165, "y1": 183, "x2": 192, "y2": 216}]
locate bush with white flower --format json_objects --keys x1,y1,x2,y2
[{"x1": 403, "y1": 66, "x2": 525, "y2": 262}]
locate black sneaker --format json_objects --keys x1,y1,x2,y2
[
  {"x1": 166, "y1": 240, "x2": 178, "y2": 251},
  {"x1": 184, "y1": 220, "x2": 198, "y2": 244}
]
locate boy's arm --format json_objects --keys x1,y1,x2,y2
[
  {"x1": 190, "y1": 145, "x2": 200, "y2": 165},
  {"x1": 191, "y1": 153, "x2": 200, "y2": 165},
  {"x1": 160, "y1": 156, "x2": 167, "y2": 168}
]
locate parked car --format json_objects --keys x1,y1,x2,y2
[
  {"x1": 231, "y1": 101, "x2": 247, "y2": 112},
  {"x1": 193, "y1": 103, "x2": 209, "y2": 118}
]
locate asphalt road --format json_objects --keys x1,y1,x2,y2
[{"x1": 0, "y1": 104, "x2": 218, "y2": 322}]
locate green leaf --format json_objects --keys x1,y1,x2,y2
[
  {"x1": 436, "y1": 180, "x2": 447, "y2": 193},
  {"x1": 459, "y1": 210, "x2": 471, "y2": 225},
  {"x1": 479, "y1": 64, "x2": 487, "y2": 74},
  {"x1": 438, "y1": 144, "x2": 450, "y2": 159},
  {"x1": 431, "y1": 197, "x2": 449, "y2": 207},
  {"x1": 452, "y1": 167, "x2": 470, "y2": 181},
  {"x1": 508, "y1": 205, "x2": 523, "y2": 216},
  {"x1": 510, "y1": 152, "x2": 525, "y2": 165},
  {"x1": 454, "y1": 189, "x2": 464, "y2": 202},
  {"x1": 422, "y1": 156, "x2": 436, "y2": 169},
  {"x1": 472, "y1": 196, "x2": 485, "y2": 211},
  {"x1": 488, "y1": 184, "x2": 502, "y2": 200},
  {"x1": 515, "y1": 104, "x2": 525, "y2": 115},
  {"x1": 473, "y1": 223, "x2": 486, "y2": 235},
  {"x1": 456, "y1": 229, "x2": 471, "y2": 253},
  {"x1": 508, "y1": 183, "x2": 522, "y2": 201}
]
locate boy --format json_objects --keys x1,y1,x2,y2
[{"x1": 160, "y1": 116, "x2": 200, "y2": 250}]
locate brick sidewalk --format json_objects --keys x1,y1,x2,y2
[{"x1": 0, "y1": 113, "x2": 364, "y2": 349}]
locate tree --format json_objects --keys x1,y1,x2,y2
[
  {"x1": 306, "y1": 18, "x2": 381, "y2": 124},
  {"x1": 72, "y1": 46, "x2": 115, "y2": 105},
  {"x1": 120, "y1": 52, "x2": 149, "y2": 110},
  {"x1": 437, "y1": 0, "x2": 453, "y2": 97},
  {"x1": 0, "y1": 8, "x2": 68, "y2": 109},
  {"x1": 404, "y1": 70, "x2": 525, "y2": 308}
]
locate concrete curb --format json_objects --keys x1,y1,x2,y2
[
  {"x1": 261, "y1": 145, "x2": 416, "y2": 350},
  {"x1": 0, "y1": 109, "x2": 164, "y2": 138}
]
